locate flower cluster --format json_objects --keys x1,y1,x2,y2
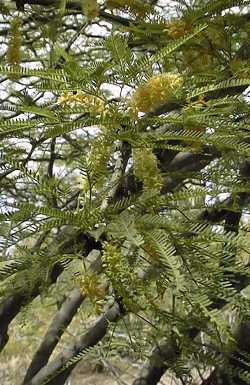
[
  {"x1": 75, "y1": 272, "x2": 105, "y2": 314},
  {"x1": 129, "y1": 73, "x2": 183, "y2": 114},
  {"x1": 133, "y1": 147, "x2": 162, "y2": 190},
  {"x1": 165, "y1": 20, "x2": 192, "y2": 39},
  {"x1": 102, "y1": 241, "x2": 140, "y2": 312},
  {"x1": 81, "y1": 127, "x2": 113, "y2": 193},
  {"x1": 58, "y1": 91, "x2": 105, "y2": 115}
]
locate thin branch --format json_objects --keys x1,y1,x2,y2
[{"x1": 47, "y1": 138, "x2": 56, "y2": 179}]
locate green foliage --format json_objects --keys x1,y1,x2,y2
[{"x1": 1, "y1": 0, "x2": 250, "y2": 384}]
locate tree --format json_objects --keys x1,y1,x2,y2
[{"x1": 1, "y1": 1, "x2": 250, "y2": 384}]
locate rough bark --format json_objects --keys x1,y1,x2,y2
[
  {"x1": 26, "y1": 303, "x2": 121, "y2": 385},
  {"x1": 0, "y1": 263, "x2": 61, "y2": 353},
  {"x1": 22, "y1": 290, "x2": 84, "y2": 382},
  {"x1": 22, "y1": 253, "x2": 102, "y2": 384}
]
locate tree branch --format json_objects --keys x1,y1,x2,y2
[
  {"x1": 201, "y1": 320, "x2": 250, "y2": 385},
  {"x1": 132, "y1": 264, "x2": 250, "y2": 385},
  {"x1": 0, "y1": 263, "x2": 61, "y2": 353},
  {"x1": 22, "y1": 289, "x2": 84, "y2": 384},
  {"x1": 15, "y1": 0, "x2": 133, "y2": 26},
  {"x1": 132, "y1": 158, "x2": 250, "y2": 385},
  {"x1": 26, "y1": 303, "x2": 121, "y2": 385},
  {"x1": 22, "y1": 252, "x2": 102, "y2": 384},
  {"x1": 0, "y1": 231, "x2": 100, "y2": 353}
]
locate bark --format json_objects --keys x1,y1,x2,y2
[
  {"x1": 22, "y1": 253, "x2": 102, "y2": 384},
  {"x1": 22, "y1": 290, "x2": 84, "y2": 383},
  {"x1": 161, "y1": 146, "x2": 220, "y2": 193},
  {"x1": 25, "y1": 303, "x2": 121, "y2": 385},
  {"x1": 200, "y1": 159, "x2": 250, "y2": 233},
  {"x1": 132, "y1": 340, "x2": 180, "y2": 385},
  {"x1": 17, "y1": 158, "x2": 249, "y2": 385},
  {"x1": 15, "y1": 0, "x2": 132, "y2": 26},
  {"x1": 22, "y1": 188, "x2": 247, "y2": 385},
  {"x1": 115, "y1": 146, "x2": 220, "y2": 200},
  {"x1": 0, "y1": 263, "x2": 61, "y2": 353},
  {"x1": 0, "y1": 231, "x2": 100, "y2": 353},
  {"x1": 22, "y1": 254, "x2": 250, "y2": 385}
]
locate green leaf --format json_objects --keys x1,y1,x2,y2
[
  {"x1": 17, "y1": 105, "x2": 58, "y2": 119},
  {"x1": 189, "y1": 78, "x2": 250, "y2": 98}
]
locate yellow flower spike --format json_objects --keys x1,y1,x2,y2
[
  {"x1": 79, "y1": 273, "x2": 105, "y2": 301},
  {"x1": 58, "y1": 91, "x2": 105, "y2": 115},
  {"x1": 129, "y1": 73, "x2": 183, "y2": 114},
  {"x1": 165, "y1": 20, "x2": 192, "y2": 39},
  {"x1": 133, "y1": 147, "x2": 163, "y2": 190}
]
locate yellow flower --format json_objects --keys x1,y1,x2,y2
[
  {"x1": 164, "y1": 20, "x2": 192, "y2": 39},
  {"x1": 133, "y1": 147, "x2": 162, "y2": 190},
  {"x1": 129, "y1": 73, "x2": 183, "y2": 114},
  {"x1": 58, "y1": 91, "x2": 105, "y2": 115}
]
